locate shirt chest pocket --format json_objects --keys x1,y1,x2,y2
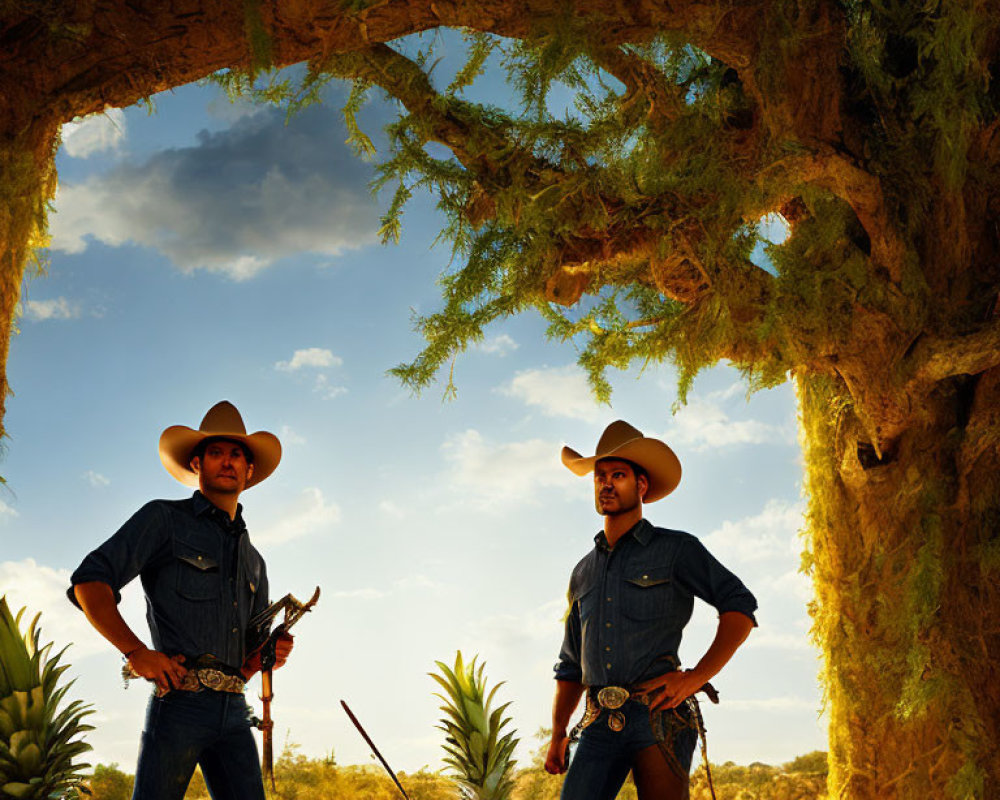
[
  {"x1": 576, "y1": 585, "x2": 598, "y2": 625},
  {"x1": 174, "y1": 544, "x2": 221, "y2": 601},
  {"x1": 622, "y1": 569, "x2": 672, "y2": 620}
]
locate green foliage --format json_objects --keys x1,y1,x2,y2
[
  {"x1": 782, "y1": 750, "x2": 827, "y2": 776},
  {"x1": 2, "y1": 140, "x2": 55, "y2": 282},
  {"x1": 895, "y1": 513, "x2": 946, "y2": 720},
  {"x1": 80, "y1": 749, "x2": 830, "y2": 800},
  {"x1": 0, "y1": 597, "x2": 93, "y2": 799},
  {"x1": 430, "y1": 652, "x2": 518, "y2": 800},
  {"x1": 844, "y1": 0, "x2": 996, "y2": 203},
  {"x1": 448, "y1": 33, "x2": 498, "y2": 97},
  {"x1": 947, "y1": 760, "x2": 986, "y2": 800},
  {"x1": 85, "y1": 763, "x2": 133, "y2": 800},
  {"x1": 242, "y1": 0, "x2": 273, "y2": 80},
  {"x1": 215, "y1": 27, "x2": 779, "y2": 401}
]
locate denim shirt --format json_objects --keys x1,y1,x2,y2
[
  {"x1": 554, "y1": 519, "x2": 757, "y2": 687},
  {"x1": 68, "y1": 492, "x2": 270, "y2": 671}
]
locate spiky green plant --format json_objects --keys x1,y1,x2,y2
[
  {"x1": 0, "y1": 596, "x2": 94, "y2": 799},
  {"x1": 430, "y1": 652, "x2": 518, "y2": 800}
]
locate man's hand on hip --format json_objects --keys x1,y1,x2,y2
[
  {"x1": 544, "y1": 731, "x2": 570, "y2": 774},
  {"x1": 128, "y1": 646, "x2": 187, "y2": 694},
  {"x1": 635, "y1": 669, "x2": 707, "y2": 711}
]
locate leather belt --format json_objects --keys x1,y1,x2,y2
[
  {"x1": 162, "y1": 666, "x2": 246, "y2": 697},
  {"x1": 579, "y1": 685, "x2": 648, "y2": 733},
  {"x1": 122, "y1": 663, "x2": 246, "y2": 698},
  {"x1": 572, "y1": 678, "x2": 720, "y2": 737}
]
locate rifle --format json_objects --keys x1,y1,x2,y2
[{"x1": 249, "y1": 587, "x2": 320, "y2": 790}]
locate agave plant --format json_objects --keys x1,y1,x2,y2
[
  {"x1": 430, "y1": 652, "x2": 518, "y2": 800},
  {"x1": 0, "y1": 596, "x2": 94, "y2": 798}
]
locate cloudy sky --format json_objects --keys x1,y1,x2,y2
[{"x1": 3, "y1": 39, "x2": 824, "y2": 778}]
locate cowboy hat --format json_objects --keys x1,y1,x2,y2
[
  {"x1": 159, "y1": 401, "x2": 281, "y2": 489},
  {"x1": 561, "y1": 420, "x2": 681, "y2": 502}
]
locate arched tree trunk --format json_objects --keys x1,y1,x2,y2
[{"x1": 800, "y1": 372, "x2": 1000, "y2": 799}]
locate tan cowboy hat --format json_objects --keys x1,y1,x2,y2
[
  {"x1": 561, "y1": 420, "x2": 682, "y2": 502},
  {"x1": 159, "y1": 401, "x2": 281, "y2": 489}
]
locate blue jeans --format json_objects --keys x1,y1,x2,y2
[
  {"x1": 132, "y1": 690, "x2": 265, "y2": 800},
  {"x1": 560, "y1": 699, "x2": 697, "y2": 800}
]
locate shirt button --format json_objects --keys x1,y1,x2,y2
[
  {"x1": 642, "y1": 574, "x2": 648, "y2": 580},
  {"x1": 232, "y1": 627, "x2": 238, "y2": 633},
  {"x1": 606, "y1": 663, "x2": 612, "y2": 669},
  {"x1": 605, "y1": 622, "x2": 612, "y2": 628},
  {"x1": 605, "y1": 646, "x2": 611, "y2": 652},
  {"x1": 606, "y1": 597, "x2": 612, "y2": 602}
]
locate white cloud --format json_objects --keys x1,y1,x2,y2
[
  {"x1": 762, "y1": 568, "x2": 813, "y2": 603},
  {"x1": 21, "y1": 297, "x2": 81, "y2": 321},
  {"x1": 252, "y1": 487, "x2": 341, "y2": 546},
  {"x1": 706, "y1": 382, "x2": 746, "y2": 403},
  {"x1": 702, "y1": 499, "x2": 804, "y2": 563},
  {"x1": 61, "y1": 109, "x2": 126, "y2": 158},
  {"x1": 0, "y1": 499, "x2": 18, "y2": 519},
  {"x1": 746, "y1": 628, "x2": 814, "y2": 653},
  {"x1": 394, "y1": 574, "x2": 448, "y2": 594},
  {"x1": 279, "y1": 425, "x2": 306, "y2": 446},
  {"x1": 49, "y1": 107, "x2": 380, "y2": 280},
  {"x1": 275, "y1": 347, "x2": 341, "y2": 372},
  {"x1": 439, "y1": 429, "x2": 573, "y2": 509},
  {"x1": 0, "y1": 560, "x2": 107, "y2": 659},
  {"x1": 476, "y1": 597, "x2": 567, "y2": 649},
  {"x1": 501, "y1": 365, "x2": 606, "y2": 423},
  {"x1": 664, "y1": 397, "x2": 793, "y2": 451},
  {"x1": 82, "y1": 470, "x2": 110, "y2": 488},
  {"x1": 313, "y1": 374, "x2": 348, "y2": 399},
  {"x1": 757, "y1": 212, "x2": 791, "y2": 245},
  {"x1": 332, "y1": 588, "x2": 386, "y2": 600},
  {"x1": 476, "y1": 334, "x2": 519, "y2": 356},
  {"x1": 724, "y1": 695, "x2": 818, "y2": 712},
  {"x1": 379, "y1": 500, "x2": 406, "y2": 519}
]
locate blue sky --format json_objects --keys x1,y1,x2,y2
[{"x1": 1, "y1": 51, "x2": 824, "y2": 776}]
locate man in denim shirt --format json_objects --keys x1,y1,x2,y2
[
  {"x1": 69, "y1": 401, "x2": 293, "y2": 800},
  {"x1": 544, "y1": 421, "x2": 757, "y2": 799}
]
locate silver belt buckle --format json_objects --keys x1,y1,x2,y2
[{"x1": 596, "y1": 686, "x2": 629, "y2": 710}]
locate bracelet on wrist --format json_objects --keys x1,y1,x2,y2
[{"x1": 123, "y1": 645, "x2": 145, "y2": 660}]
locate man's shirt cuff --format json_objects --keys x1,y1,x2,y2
[{"x1": 553, "y1": 661, "x2": 583, "y2": 683}]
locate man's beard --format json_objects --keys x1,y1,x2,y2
[{"x1": 597, "y1": 492, "x2": 638, "y2": 516}]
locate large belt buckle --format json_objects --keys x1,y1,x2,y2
[
  {"x1": 195, "y1": 668, "x2": 245, "y2": 694},
  {"x1": 198, "y1": 668, "x2": 225, "y2": 691},
  {"x1": 596, "y1": 686, "x2": 629, "y2": 710}
]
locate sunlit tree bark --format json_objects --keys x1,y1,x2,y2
[{"x1": 1, "y1": 2, "x2": 999, "y2": 797}]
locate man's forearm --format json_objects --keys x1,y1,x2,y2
[
  {"x1": 73, "y1": 581, "x2": 145, "y2": 656},
  {"x1": 552, "y1": 679, "x2": 586, "y2": 736},
  {"x1": 544, "y1": 679, "x2": 586, "y2": 774},
  {"x1": 691, "y1": 610, "x2": 755, "y2": 682}
]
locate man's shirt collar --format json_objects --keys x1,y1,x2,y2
[
  {"x1": 192, "y1": 491, "x2": 246, "y2": 534},
  {"x1": 593, "y1": 518, "x2": 652, "y2": 551}
]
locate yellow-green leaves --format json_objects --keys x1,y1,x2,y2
[
  {"x1": 0, "y1": 597, "x2": 93, "y2": 799},
  {"x1": 430, "y1": 652, "x2": 518, "y2": 800}
]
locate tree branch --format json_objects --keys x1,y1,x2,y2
[
  {"x1": 590, "y1": 46, "x2": 686, "y2": 126},
  {"x1": 907, "y1": 319, "x2": 1000, "y2": 385},
  {"x1": 2, "y1": 0, "x2": 763, "y2": 129},
  {"x1": 318, "y1": 43, "x2": 512, "y2": 171},
  {"x1": 757, "y1": 150, "x2": 909, "y2": 283},
  {"x1": 332, "y1": 44, "x2": 753, "y2": 312}
]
